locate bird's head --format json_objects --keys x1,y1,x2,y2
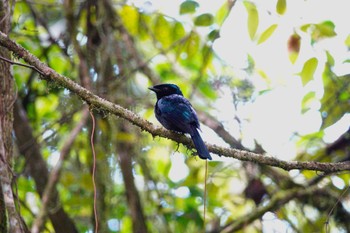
[{"x1": 149, "y1": 83, "x2": 183, "y2": 99}]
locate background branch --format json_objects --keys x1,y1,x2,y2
[{"x1": 219, "y1": 184, "x2": 320, "y2": 232}]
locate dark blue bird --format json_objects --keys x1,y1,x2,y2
[{"x1": 149, "y1": 84, "x2": 212, "y2": 160}]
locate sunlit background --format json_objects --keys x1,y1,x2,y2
[{"x1": 126, "y1": 0, "x2": 350, "y2": 232}]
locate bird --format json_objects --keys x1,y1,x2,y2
[{"x1": 149, "y1": 83, "x2": 212, "y2": 160}]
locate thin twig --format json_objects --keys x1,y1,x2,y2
[
  {"x1": 0, "y1": 55, "x2": 45, "y2": 76},
  {"x1": 203, "y1": 160, "x2": 208, "y2": 232},
  {"x1": 325, "y1": 185, "x2": 350, "y2": 233},
  {"x1": 89, "y1": 110, "x2": 99, "y2": 233}
]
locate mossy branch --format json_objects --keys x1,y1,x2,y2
[{"x1": 1, "y1": 32, "x2": 349, "y2": 172}]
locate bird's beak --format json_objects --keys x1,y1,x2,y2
[{"x1": 148, "y1": 86, "x2": 157, "y2": 92}]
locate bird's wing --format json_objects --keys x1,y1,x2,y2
[{"x1": 157, "y1": 95, "x2": 200, "y2": 132}]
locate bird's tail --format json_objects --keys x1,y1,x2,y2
[{"x1": 190, "y1": 128, "x2": 212, "y2": 160}]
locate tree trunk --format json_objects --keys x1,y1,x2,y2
[
  {"x1": 117, "y1": 126, "x2": 148, "y2": 233},
  {"x1": 0, "y1": 0, "x2": 26, "y2": 232}
]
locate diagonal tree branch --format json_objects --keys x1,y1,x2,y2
[
  {"x1": 219, "y1": 183, "x2": 350, "y2": 232},
  {"x1": 1, "y1": 32, "x2": 350, "y2": 172},
  {"x1": 219, "y1": 184, "x2": 320, "y2": 233}
]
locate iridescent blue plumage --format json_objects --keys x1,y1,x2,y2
[{"x1": 149, "y1": 84, "x2": 212, "y2": 160}]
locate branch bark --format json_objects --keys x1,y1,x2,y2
[{"x1": 1, "y1": 32, "x2": 350, "y2": 173}]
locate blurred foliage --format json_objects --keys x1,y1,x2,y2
[
  {"x1": 276, "y1": 0, "x2": 287, "y2": 15},
  {"x1": 300, "y1": 21, "x2": 337, "y2": 44},
  {"x1": 9, "y1": 0, "x2": 350, "y2": 232},
  {"x1": 298, "y1": 57, "x2": 318, "y2": 86},
  {"x1": 244, "y1": 1, "x2": 259, "y2": 40}
]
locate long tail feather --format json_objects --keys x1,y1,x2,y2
[{"x1": 190, "y1": 128, "x2": 212, "y2": 160}]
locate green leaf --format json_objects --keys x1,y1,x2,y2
[
  {"x1": 185, "y1": 32, "x2": 200, "y2": 58},
  {"x1": 258, "y1": 24, "x2": 278, "y2": 44},
  {"x1": 216, "y1": 1, "x2": 230, "y2": 25},
  {"x1": 298, "y1": 58, "x2": 318, "y2": 86},
  {"x1": 194, "y1": 13, "x2": 214, "y2": 27},
  {"x1": 345, "y1": 34, "x2": 350, "y2": 48},
  {"x1": 315, "y1": 21, "x2": 336, "y2": 38},
  {"x1": 289, "y1": 52, "x2": 298, "y2": 64},
  {"x1": 320, "y1": 70, "x2": 350, "y2": 129},
  {"x1": 154, "y1": 15, "x2": 172, "y2": 48},
  {"x1": 49, "y1": 46, "x2": 71, "y2": 75},
  {"x1": 259, "y1": 89, "x2": 272, "y2": 95},
  {"x1": 246, "y1": 54, "x2": 255, "y2": 74},
  {"x1": 208, "y1": 29, "x2": 220, "y2": 41},
  {"x1": 180, "y1": 0, "x2": 199, "y2": 15},
  {"x1": 325, "y1": 51, "x2": 334, "y2": 67},
  {"x1": 35, "y1": 94, "x2": 59, "y2": 119},
  {"x1": 201, "y1": 45, "x2": 214, "y2": 72},
  {"x1": 301, "y1": 92, "x2": 316, "y2": 114},
  {"x1": 244, "y1": 1, "x2": 259, "y2": 40},
  {"x1": 173, "y1": 22, "x2": 186, "y2": 41},
  {"x1": 198, "y1": 82, "x2": 217, "y2": 100},
  {"x1": 119, "y1": 5, "x2": 139, "y2": 35},
  {"x1": 138, "y1": 14, "x2": 151, "y2": 40},
  {"x1": 300, "y1": 23, "x2": 311, "y2": 32},
  {"x1": 257, "y1": 69, "x2": 271, "y2": 85},
  {"x1": 300, "y1": 21, "x2": 336, "y2": 43},
  {"x1": 276, "y1": 0, "x2": 287, "y2": 15}
]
